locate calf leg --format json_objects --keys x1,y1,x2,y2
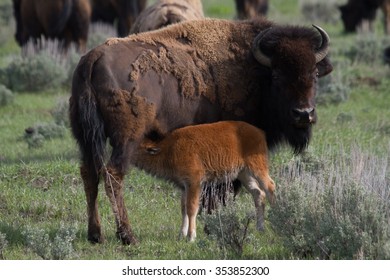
[
  {"x1": 103, "y1": 166, "x2": 137, "y2": 245},
  {"x1": 186, "y1": 183, "x2": 201, "y2": 241},
  {"x1": 80, "y1": 164, "x2": 102, "y2": 243},
  {"x1": 238, "y1": 171, "x2": 266, "y2": 231},
  {"x1": 180, "y1": 190, "x2": 189, "y2": 238}
]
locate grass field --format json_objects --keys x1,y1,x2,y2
[{"x1": 0, "y1": 0, "x2": 389, "y2": 260}]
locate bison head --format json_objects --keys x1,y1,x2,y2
[{"x1": 252, "y1": 24, "x2": 332, "y2": 153}]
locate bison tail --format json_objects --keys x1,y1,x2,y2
[{"x1": 70, "y1": 52, "x2": 107, "y2": 176}]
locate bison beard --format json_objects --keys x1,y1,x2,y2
[{"x1": 70, "y1": 18, "x2": 332, "y2": 244}]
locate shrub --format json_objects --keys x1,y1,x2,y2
[
  {"x1": 269, "y1": 147, "x2": 390, "y2": 259},
  {"x1": 23, "y1": 223, "x2": 77, "y2": 260},
  {"x1": 0, "y1": 0, "x2": 13, "y2": 47},
  {"x1": 203, "y1": 201, "x2": 254, "y2": 257},
  {"x1": 87, "y1": 23, "x2": 117, "y2": 50},
  {"x1": 0, "y1": 84, "x2": 14, "y2": 106},
  {"x1": 0, "y1": 232, "x2": 8, "y2": 260},
  {"x1": 51, "y1": 98, "x2": 70, "y2": 127},
  {"x1": 2, "y1": 52, "x2": 67, "y2": 92},
  {"x1": 24, "y1": 122, "x2": 67, "y2": 149},
  {"x1": 0, "y1": 1, "x2": 13, "y2": 24},
  {"x1": 317, "y1": 66, "x2": 350, "y2": 105},
  {"x1": 300, "y1": 0, "x2": 341, "y2": 24},
  {"x1": 344, "y1": 34, "x2": 390, "y2": 65}
]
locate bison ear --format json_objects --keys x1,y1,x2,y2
[{"x1": 317, "y1": 56, "x2": 333, "y2": 77}]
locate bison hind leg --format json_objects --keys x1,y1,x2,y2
[
  {"x1": 103, "y1": 143, "x2": 139, "y2": 245},
  {"x1": 80, "y1": 163, "x2": 104, "y2": 244}
]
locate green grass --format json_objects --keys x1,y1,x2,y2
[{"x1": 1, "y1": 0, "x2": 390, "y2": 260}]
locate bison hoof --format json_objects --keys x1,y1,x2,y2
[
  {"x1": 88, "y1": 233, "x2": 104, "y2": 244},
  {"x1": 257, "y1": 222, "x2": 265, "y2": 232},
  {"x1": 116, "y1": 231, "x2": 138, "y2": 245}
]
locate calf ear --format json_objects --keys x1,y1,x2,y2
[{"x1": 317, "y1": 56, "x2": 333, "y2": 77}]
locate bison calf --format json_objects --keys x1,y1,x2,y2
[{"x1": 133, "y1": 121, "x2": 276, "y2": 241}]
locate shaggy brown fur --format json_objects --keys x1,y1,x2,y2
[
  {"x1": 12, "y1": 0, "x2": 91, "y2": 52},
  {"x1": 134, "y1": 121, "x2": 275, "y2": 241},
  {"x1": 130, "y1": 0, "x2": 204, "y2": 34},
  {"x1": 91, "y1": 0, "x2": 147, "y2": 36},
  {"x1": 235, "y1": 0, "x2": 268, "y2": 19},
  {"x1": 70, "y1": 18, "x2": 332, "y2": 245}
]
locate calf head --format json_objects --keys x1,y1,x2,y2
[{"x1": 252, "y1": 25, "x2": 333, "y2": 153}]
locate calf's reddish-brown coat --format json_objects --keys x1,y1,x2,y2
[{"x1": 134, "y1": 121, "x2": 275, "y2": 241}]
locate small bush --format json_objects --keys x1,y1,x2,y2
[
  {"x1": 269, "y1": 147, "x2": 390, "y2": 259},
  {"x1": 317, "y1": 62, "x2": 351, "y2": 106},
  {"x1": 24, "y1": 122, "x2": 67, "y2": 149},
  {"x1": 344, "y1": 34, "x2": 390, "y2": 65},
  {"x1": 0, "y1": 232, "x2": 8, "y2": 260},
  {"x1": 51, "y1": 98, "x2": 70, "y2": 127},
  {"x1": 23, "y1": 97, "x2": 69, "y2": 148},
  {"x1": 0, "y1": 84, "x2": 14, "y2": 106},
  {"x1": 203, "y1": 202, "x2": 254, "y2": 257},
  {"x1": 87, "y1": 23, "x2": 117, "y2": 50},
  {"x1": 0, "y1": 1, "x2": 13, "y2": 47},
  {"x1": 1, "y1": 52, "x2": 67, "y2": 92},
  {"x1": 0, "y1": 1, "x2": 13, "y2": 24},
  {"x1": 300, "y1": 0, "x2": 341, "y2": 24},
  {"x1": 23, "y1": 223, "x2": 77, "y2": 260}
]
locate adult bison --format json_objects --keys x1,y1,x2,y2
[
  {"x1": 235, "y1": 0, "x2": 269, "y2": 19},
  {"x1": 339, "y1": 0, "x2": 390, "y2": 34},
  {"x1": 130, "y1": 0, "x2": 204, "y2": 34},
  {"x1": 91, "y1": 0, "x2": 147, "y2": 37},
  {"x1": 384, "y1": 46, "x2": 390, "y2": 64},
  {"x1": 70, "y1": 18, "x2": 333, "y2": 245},
  {"x1": 12, "y1": 0, "x2": 91, "y2": 52}
]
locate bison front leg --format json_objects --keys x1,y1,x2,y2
[
  {"x1": 80, "y1": 164, "x2": 103, "y2": 243},
  {"x1": 103, "y1": 165, "x2": 138, "y2": 245}
]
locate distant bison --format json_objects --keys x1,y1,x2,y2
[
  {"x1": 235, "y1": 0, "x2": 269, "y2": 19},
  {"x1": 91, "y1": 0, "x2": 147, "y2": 37},
  {"x1": 339, "y1": 0, "x2": 390, "y2": 34},
  {"x1": 70, "y1": 18, "x2": 333, "y2": 245},
  {"x1": 130, "y1": 0, "x2": 204, "y2": 34},
  {"x1": 12, "y1": 0, "x2": 91, "y2": 52},
  {"x1": 384, "y1": 46, "x2": 390, "y2": 64}
]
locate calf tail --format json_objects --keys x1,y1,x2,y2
[{"x1": 69, "y1": 51, "x2": 106, "y2": 175}]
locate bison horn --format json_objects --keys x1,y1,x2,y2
[
  {"x1": 252, "y1": 28, "x2": 272, "y2": 67},
  {"x1": 313, "y1": 24, "x2": 330, "y2": 63}
]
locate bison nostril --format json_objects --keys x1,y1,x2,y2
[{"x1": 292, "y1": 108, "x2": 315, "y2": 121}]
